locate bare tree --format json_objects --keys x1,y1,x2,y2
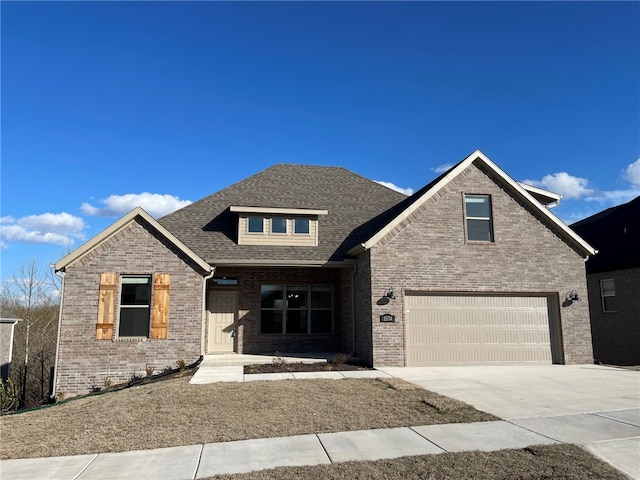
[{"x1": 0, "y1": 261, "x2": 60, "y2": 408}]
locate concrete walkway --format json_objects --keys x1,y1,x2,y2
[{"x1": 2, "y1": 365, "x2": 639, "y2": 479}]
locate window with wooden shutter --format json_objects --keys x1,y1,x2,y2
[
  {"x1": 151, "y1": 274, "x2": 170, "y2": 339},
  {"x1": 96, "y1": 273, "x2": 117, "y2": 339}
]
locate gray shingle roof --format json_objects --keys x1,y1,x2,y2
[{"x1": 158, "y1": 164, "x2": 407, "y2": 264}]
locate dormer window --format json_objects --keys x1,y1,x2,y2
[
  {"x1": 230, "y1": 206, "x2": 328, "y2": 247},
  {"x1": 271, "y1": 217, "x2": 287, "y2": 234},
  {"x1": 294, "y1": 218, "x2": 310, "y2": 234},
  {"x1": 248, "y1": 217, "x2": 264, "y2": 233}
]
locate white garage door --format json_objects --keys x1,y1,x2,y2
[{"x1": 405, "y1": 294, "x2": 553, "y2": 366}]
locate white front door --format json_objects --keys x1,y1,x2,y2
[{"x1": 207, "y1": 291, "x2": 237, "y2": 353}]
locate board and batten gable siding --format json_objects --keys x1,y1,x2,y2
[
  {"x1": 366, "y1": 162, "x2": 593, "y2": 367},
  {"x1": 237, "y1": 217, "x2": 318, "y2": 246},
  {"x1": 55, "y1": 219, "x2": 205, "y2": 398}
]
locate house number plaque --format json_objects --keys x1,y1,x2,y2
[{"x1": 379, "y1": 314, "x2": 395, "y2": 323}]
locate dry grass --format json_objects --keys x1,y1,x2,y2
[
  {"x1": 0, "y1": 374, "x2": 495, "y2": 459},
  {"x1": 206, "y1": 444, "x2": 628, "y2": 480}
]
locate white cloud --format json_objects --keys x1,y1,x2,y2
[
  {"x1": 374, "y1": 181, "x2": 414, "y2": 196},
  {"x1": 522, "y1": 172, "x2": 594, "y2": 199},
  {"x1": 0, "y1": 212, "x2": 86, "y2": 247},
  {"x1": 622, "y1": 158, "x2": 640, "y2": 185},
  {"x1": 81, "y1": 193, "x2": 192, "y2": 218},
  {"x1": 433, "y1": 164, "x2": 454, "y2": 174}
]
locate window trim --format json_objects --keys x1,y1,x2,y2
[
  {"x1": 270, "y1": 217, "x2": 288, "y2": 235},
  {"x1": 600, "y1": 278, "x2": 617, "y2": 313},
  {"x1": 247, "y1": 216, "x2": 265, "y2": 234},
  {"x1": 464, "y1": 194, "x2": 494, "y2": 242},
  {"x1": 117, "y1": 275, "x2": 152, "y2": 339},
  {"x1": 260, "y1": 285, "x2": 333, "y2": 335},
  {"x1": 293, "y1": 218, "x2": 310, "y2": 235}
]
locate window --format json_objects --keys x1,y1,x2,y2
[
  {"x1": 261, "y1": 285, "x2": 333, "y2": 334},
  {"x1": 271, "y1": 217, "x2": 287, "y2": 234},
  {"x1": 600, "y1": 279, "x2": 616, "y2": 312},
  {"x1": 248, "y1": 217, "x2": 264, "y2": 233},
  {"x1": 119, "y1": 276, "x2": 152, "y2": 337},
  {"x1": 96, "y1": 273, "x2": 170, "y2": 340},
  {"x1": 464, "y1": 194, "x2": 494, "y2": 242},
  {"x1": 294, "y1": 218, "x2": 310, "y2": 234}
]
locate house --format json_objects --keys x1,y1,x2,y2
[
  {"x1": 53, "y1": 150, "x2": 596, "y2": 398},
  {"x1": 0, "y1": 318, "x2": 20, "y2": 380},
  {"x1": 571, "y1": 196, "x2": 640, "y2": 366}
]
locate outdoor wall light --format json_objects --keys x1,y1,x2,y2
[
  {"x1": 565, "y1": 290, "x2": 581, "y2": 302},
  {"x1": 385, "y1": 288, "x2": 396, "y2": 300}
]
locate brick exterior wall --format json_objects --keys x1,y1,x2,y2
[
  {"x1": 55, "y1": 219, "x2": 206, "y2": 398},
  {"x1": 209, "y1": 267, "x2": 352, "y2": 355},
  {"x1": 362, "y1": 163, "x2": 593, "y2": 367},
  {"x1": 586, "y1": 268, "x2": 640, "y2": 365},
  {"x1": 353, "y1": 252, "x2": 373, "y2": 365}
]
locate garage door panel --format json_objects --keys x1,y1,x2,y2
[{"x1": 406, "y1": 294, "x2": 552, "y2": 366}]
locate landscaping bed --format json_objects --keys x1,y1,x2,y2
[{"x1": 244, "y1": 361, "x2": 370, "y2": 374}]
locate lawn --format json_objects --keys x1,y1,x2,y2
[
  {"x1": 204, "y1": 444, "x2": 628, "y2": 480},
  {"x1": 0, "y1": 372, "x2": 628, "y2": 479},
  {"x1": 0, "y1": 373, "x2": 495, "y2": 459}
]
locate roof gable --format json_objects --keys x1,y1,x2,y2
[
  {"x1": 54, "y1": 207, "x2": 212, "y2": 273},
  {"x1": 349, "y1": 150, "x2": 596, "y2": 258}
]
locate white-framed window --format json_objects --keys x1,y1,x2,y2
[
  {"x1": 294, "y1": 218, "x2": 310, "y2": 234},
  {"x1": 464, "y1": 194, "x2": 494, "y2": 242},
  {"x1": 118, "y1": 276, "x2": 152, "y2": 337},
  {"x1": 247, "y1": 216, "x2": 264, "y2": 233},
  {"x1": 600, "y1": 279, "x2": 616, "y2": 312},
  {"x1": 260, "y1": 285, "x2": 333, "y2": 334},
  {"x1": 271, "y1": 217, "x2": 287, "y2": 234}
]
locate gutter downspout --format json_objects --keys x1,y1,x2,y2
[
  {"x1": 200, "y1": 267, "x2": 216, "y2": 356},
  {"x1": 51, "y1": 268, "x2": 66, "y2": 400}
]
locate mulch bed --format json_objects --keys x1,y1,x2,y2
[{"x1": 244, "y1": 362, "x2": 371, "y2": 374}]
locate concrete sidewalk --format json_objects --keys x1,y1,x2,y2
[
  {"x1": 2, "y1": 366, "x2": 638, "y2": 479},
  {"x1": 2, "y1": 410, "x2": 638, "y2": 479}
]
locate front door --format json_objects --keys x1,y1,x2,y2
[{"x1": 207, "y1": 291, "x2": 237, "y2": 353}]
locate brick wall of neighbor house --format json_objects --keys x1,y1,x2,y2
[
  {"x1": 367, "y1": 163, "x2": 593, "y2": 367},
  {"x1": 209, "y1": 267, "x2": 351, "y2": 355},
  {"x1": 55, "y1": 220, "x2": 205, "y2": 398},
  {"x1": 586, "y1": 268, "x2": 640, "y2": 366}
]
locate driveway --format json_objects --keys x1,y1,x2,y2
[
  {"x1": 380, "y1": 364, "x2": 640, "y2": 479},
  {"x1": 378, "y1": 364, "x2": 639, "y2": 419}
]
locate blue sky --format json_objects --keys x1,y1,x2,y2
[{"x1": 2, "y1": 1, "x2": 639, "y2": 285}]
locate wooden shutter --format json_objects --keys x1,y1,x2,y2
[
  {"x1": 96, "y1": 273, "x2": 117, "y2": 340},
  {"x1": 151, "y1": 274, "x2": 170, "y2": 339}
]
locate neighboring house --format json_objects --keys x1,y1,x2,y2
[
  {"x1": 571, "y1": 196, "x2": 640, "y2": 366},
  {"x1": 53, "y1": 150, "x2": 596, "y2": 397},
  {"x1": 0, "y1": 318, "x2": 20, "y2": 380}
]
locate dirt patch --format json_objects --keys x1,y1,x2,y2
[
  {"x1": 0, "y1": 376, "x2": 495, "y2": 460},
  {"x1": 205, "y1": 444, "x2": 628, "y2": 480},
  {"x1": 244, "y1": 361, "x2": 369, "y2": 374}
]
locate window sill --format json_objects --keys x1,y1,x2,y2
[{"x1": 115, "y1": 336, "x2": 150, "y2": 342}]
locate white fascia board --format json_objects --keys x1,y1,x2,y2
[
  {"x1": 54, "y1": 207, "x2": 212, "y2": 274},
  {"x1": 518, "y1": 183, "x2": 562, "y2": 203},
  {"x1": 229, "y1": 206, "x2": 328, "y2": 215}
]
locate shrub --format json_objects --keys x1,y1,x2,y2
[{"x1": 0, "y1": 378, "x2": 17, "y2": 413}]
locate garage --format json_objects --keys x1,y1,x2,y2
[{"x1": 405, "y1": 293, "x2": 558, "y2": 366}]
